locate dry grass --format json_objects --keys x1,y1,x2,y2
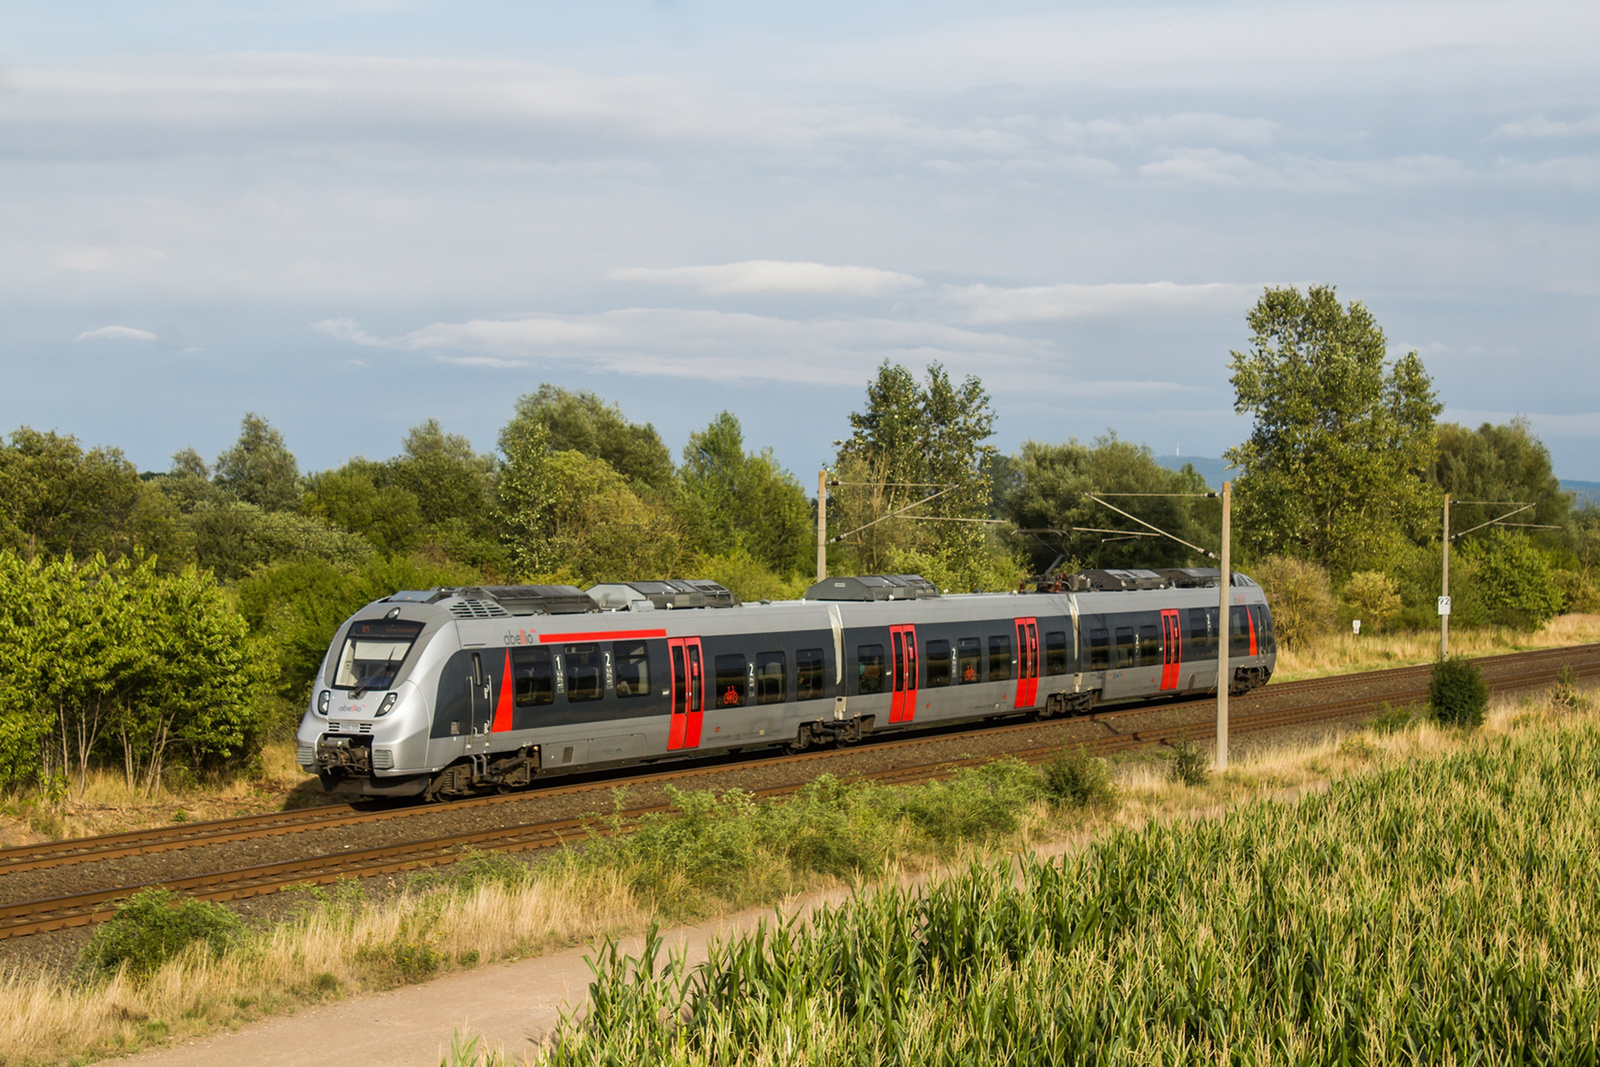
[
  {"x1": 0, "y1": 742, "x2": 320, "y2": 849},
  {"x1": 1270, "y1": 612, "x2": 1600, "y2": 682}
]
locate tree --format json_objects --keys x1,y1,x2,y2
[
  {"x1": 1006, "y1": 435, "x2": 1212, "y2": 574},
  {"x1": 302, "y1": 460, "x2": 424, "y2": 554},
  {"x1": 1226, "y1": 286, "x2": 1442, "y2": 575},
  {"x1": 1251, "y1": 556, "x2": 1336, "y2": 649},
  {"x1": 1342, "y1": 570, "x2": 1402, "y2": 632},
  {"x1": 188, "y1": 501, "x2": 373, "y2": 581},
  {"x1": 504, "y1": 386, "x2": 674, "y2": 492},
  {"x1": 389, "y1": 420, "x2": 506, "y2": 573},
  {"x1": 0, "y1": 428, "x2": 148, "y2": 561},
  {"x1": 214, "y1": 413, "x2": 302, "y2": 511},
  {"x1": 1460, "y1": 529, "x2": 1564, "y2": 629},
  {"x1": 1435, "y1": 419, "x2": 1569, "y2": 537},
  {"x1": 676, "y1": 412, "x2": 813, "y2": 576},
  {"x1": 497, "y1": 415, "x2": 553, "y2": 577}
]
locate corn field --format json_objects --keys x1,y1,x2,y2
[{"x1": 539, "y1": 720, "x2": 1600, "y2": 1065}]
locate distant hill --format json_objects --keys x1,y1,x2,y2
[
  {"x1": 1155, "y1": 455, "x2": 1230, "y2": 490},
  {"x1": 1565, "y1": 480, "x2": 1600, "y2": 508}
]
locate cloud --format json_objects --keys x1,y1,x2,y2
[
  {"x1": 75, "y1": 325, "x2": 157, "y2": 341},
  {"x1": 1491, "y1": 114, "x2": 1600, "y2": 139},
  {"x1": 612, "y1": 260, "x2": 925, "y2": 296},
  {"x1": 944, "y1": 281, "x2": 1262, "y2": 325},
  {"x1": 56, "y1": 247, "x2": 114, "y2": 271}
]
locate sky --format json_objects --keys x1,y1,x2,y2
[{"x1": 3, "y1": 1, "x2": 1598, "y2": 481}]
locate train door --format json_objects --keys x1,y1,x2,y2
[
  {"x1": 889, "y1": 624, "x2": 919, "y2": 723},
  {"x1": 667, "y1": 637, "x2": 705, "y2": 750},
  {"x1": 465, "y1": 652, "x2": 494, "y2": 753},
  {"x1": 1159, "y1": 610, "x2": 1181, "y2": 691},
  {"x1": 1013, "y1": 618, "x2": 1039, "y2": 709}
]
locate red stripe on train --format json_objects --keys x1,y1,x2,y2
[{"x1": 538, "y1": 629, "x2": 669, "y2": 643}]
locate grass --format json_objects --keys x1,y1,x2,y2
[
  {"x1": 0, "y1": 741, "x2": 319, "y2": 849},
  {"x1": 1270, "y1": 611, "x2": 1600, "y2": 682},
  {"x1": 526, "y1": 695, "x2": 1600, "y2": 1065}
]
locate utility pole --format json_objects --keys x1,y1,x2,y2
[
  {"x1": 1441, "y1": 493, "x2": 1450, "y2": 658},
  {"x1": 816, "y1": 470, "x2": 828, "y2": 584},
  {"x1": 1217, "y1": 480, "x2": 1230, "y2": 773}
]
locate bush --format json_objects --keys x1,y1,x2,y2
[
  {"x1": 1342, "y1": 570, "x2": 1402, "y2": 632},
  {"x1": 1552, "y1": 666, "x2": 1590, "y2": 713},
  {"x1": 1167, "y1": 735, "x2": 1211, "y2": 787},
  {"x1": 1040, "y1": 746, "x2": 1116, "y2": 809},
  {"x1": 1251, "y1": 556, "x2": 1336, "y2": 649},
  {"x1": 77, "y1": 888, "x2": 241, "y2": 981},
  {"x1": 1369, "y1": 702, "x2": 1417, "y2": 735},
  {"x1": 1429, "y1": 655, "x2": 1489, "y2": 728},
  {"x1": 1463, "y1": 529, "x2": 1564, "y2": 630}
]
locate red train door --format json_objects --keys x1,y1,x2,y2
[
  {"x1": 889, "y1": 624, "x2": 919, "y2": 723},
  {"x1": 667, "y1": 637, "x2": 704, "y2": 749},
  {"x1": 1014, "y1": 617, "x2": 1039, "y2": 709},
  {"x1": 1160, "y1": 610, "x2": 1181, "y2": 690}
]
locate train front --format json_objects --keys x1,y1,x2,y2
[{"x1": 295, "y1": 594, "x2": 452, "y2": 797}]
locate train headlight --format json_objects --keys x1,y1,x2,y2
[
  {"x1": 375, "y1": 693, "x2": 399, "y2": 717},
  {"x1": 317, "y1": 690, "x2": 331, "y2": 716}
]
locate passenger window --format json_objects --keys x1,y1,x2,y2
[
  {"x1": 796, "y1": 648, "x2": 825, "y2": 700},
  {"x1": 957, "y1": 638, "x2": 982, "y2": 684},
  {"x1": 1138, "y1": 625, "x2": 1161, "y2": 665},
  {"x1": 755, "y1": 651, "x2": 786, "y2": 705},
  {"x1": 1045, "y1": 631, "x2": 1068, "y2": 675},
  {"x1": 988, "y1": 635, "x2": 1012, "y2": 681},
  {"x1": 1188, "y1": 608, "x2": 1212, "y2": 654},
  {"x1": 857, "y1": 645, "x2": 885, "y2": 695},
  {"x1": 715, "y1": 654, "x2": 748, "y2": 707},
  {"x1": 565, "y1": 644, "x2": 603, "y2": 702},
  {"x1": 613, "y1": 641, "x2": 650, "y2": 699},
  {"x1": 511, "y1": 647, "x2": 554, "y2": 707},
  {"x1": 1114, "y1": 627, "x2": 1135, "y2": 668},
  {"x1": 926, "y1": 639, "x2": 952, "y2": 687},
  {"x1": 1088, "y1": 629, "x2": 1110, "y2": 671},
  {"x1": 1231, "y1": 606, "x2": 1250, "y2": 657}
]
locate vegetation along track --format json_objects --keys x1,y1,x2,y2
[{"x1": 1, "y1": 643, "x2": 1595, "y2": 940}]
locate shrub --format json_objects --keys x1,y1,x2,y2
[
  {"x1": 1040, "y1": 746, "x2": 1116, "y2": 809},
  {"x1": 1552, "y1": 666, "x2": 1590, "y2": 713},
  {"x1": 1369, "y1": 702, "x2": 1417, "y2": 734},
  {"x1": 1342, "y1": 570, "x2": 1402, "y2": 632},
  {"x1": 1167, "y1": 735, "x2": 1211, "y2": 787},
  {"x1": 1251, "y1": 556, "x2": 1336, "y2": 649},
  {"x1": 1429, "y1": 655, "x2": 1489, "y2": 728},
  {"x1": 1463, "y1": 529, "x2": 1564, "y2": 630},
  {"x1": 77, "y1": 888, "x2": 242, "y2": 981}
]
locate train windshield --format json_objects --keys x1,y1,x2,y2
[{"x1": 333, "y1": 619, "x2": 424, "y2": 692}]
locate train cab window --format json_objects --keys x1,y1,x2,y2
[
  {"x1": 1045, "y1": 631, "x2": 1069, "y2": 675},
  {"x1": 613, "y1": 641, "x2": 650, "y2": 699},
  {"x1": 565, "y1": 644, "x2": 603, "y2": 702},
  {"x1": 1138, "y1": 625, "x2": 1161, "y2": 666},
  {"x1": 987, "y1": 635, "x2": 1012, "y2": 681},
  {"x1": 755, "y1": 651, "x2": 787, "y2": 705},
  {"x1": 926, "y1": 639, "x2": 952, "y2": 687},
  {"x1": 716, "y1": 654, "x2": 748, "y2": 707},
  {"x1": 1256, "y1": 606, "x2": 1276, "y2": 654},
  {"x1": 1114, "y1": 627, "x2": 1136, "y2": 669},
  {"x1": 1230, "y1": 607, "x2": 1252, "y2": 657},
  {"x1": 796, "y1": 648, "x2": 826, "y2": 700},
  {"x1": 511, "y1": 647, "x2": 554, "y2": 707},
  {"x1": 957, "y1": 638, "x2": 982, "y2": 684},
  {"x1": 857, "y1": 645, "x2": 885, "y2": 695},
  {"x1": 1088, "y1": 629, "x2": 1110, "y2": 671},
  {"x1": 333, "y1": 619, "x2": 423, "y2": 691},
  {"x1": 1187, "y1": 608, "x2": 1214, "y2": 655}
]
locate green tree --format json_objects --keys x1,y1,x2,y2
[
  {"x1": 1460, "y1": 528, "x2": 1564, "y2": 629},
  {"x1": 504, "y1": 385, "x2": 674, "y2": 492},
  {"x1": 302, "y1": 460, "x2": 424, "y2": 554},
  {"x1": 1342, "y1": 570, "x2": 1402, "y2": 632},
  {"x1": 676, "y1": 412, "x2": 812, "y2": 576},
  {"x1": 497, "y1": 415, "x2": 553, "y2": 577},
  {"x1": 1251, "y1": 555, "x2": 1337, "y2": 649},
  {"x1": 214, "y1": 413, "x2": 302, "y2": 512},
  {"x1": 1006, "y1": 434, "x2": 1212, "y2": 574},
  {"x1": 188, "y1": 502, "x2": 374, "y2": 581},
  {"x1": 531, "y1": 451, "x2": 683, "y2": 584},
  {"x1": 1226, "y1": 286, "x2": 1442, "y2": 575},
  {"x1": 1435, "y1": 419, "x2": 1569, "y2": 537}
]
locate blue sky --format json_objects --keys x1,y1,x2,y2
[{"x1": 3, "y1": 1, "x2": 1598, "y2": 480}]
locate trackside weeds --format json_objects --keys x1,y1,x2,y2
[{"x1": 0, "y1": 683, "x2": 1591, "y2": 1066}]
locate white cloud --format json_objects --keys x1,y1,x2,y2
[
  {"x1": 945, "y1": 281, "x2": 1262, "y2": 325},
  {"x1": 1491, "y1": 114, "x2": 1600, "y2": 139},
  {"x1": 75, "y1": 325, "x2": 156, "y2": 341},
  {"x1": 612, "y1": 260, "x2": 925, "y2": 296}
]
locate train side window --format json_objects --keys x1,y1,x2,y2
[
  {"x1": 613, "y1": 641, "x2": 650, "y2": 698},
  {"x1": 565, "y1": 644, "x2": 603, "y2": 702},
  {"x1": 988, "y1": 634, "x2": 1012, "y2": 681},
  {"x1": 926, "y1": 639, "x2": 952, "y2": 687},
  {"x1": 715, "y1": 654, "x2": 748, "y2": 707},
  {"x1": 755, "y1": 651, "x2": 786, "y2": 705},
  {"x1": 957, "y1": 637, "x2": 982, "y2": 684},
  {"x1": 1230, "y1": 607, "x2": 1250, "y2": 657},
  {"x1": 1044, "y1": 631, "x2": 1068, "y2": 675},
  {"x1": 1114, "y1": 627, "x2": 1136, "y2": 668},
  {"x1": 1088, "y1": 629, "x2": 1110, "y2": 671},
  {"x1": 857, "y1": 645, "x2": 885, "y2": 695},
  {"x1": 796, "y1": 648, "x2": 825, "y2": 700},
  {"x1": 511, "y1": 647, "x2": 554, "y2": 707},
  {"x1": 1187, "y1": 608, "x2": 1212, "y2": 654},
  {"x1": 1137, "y1": 625, "x2": 1161, "y2": 666}
]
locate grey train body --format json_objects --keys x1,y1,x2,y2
[{"x1": 296, "y1": 574, "x2": 1276, "y2": 800}]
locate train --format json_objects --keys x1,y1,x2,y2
[{"x1": 296, "y1": 569, "x2": 1276, "y2": 800}]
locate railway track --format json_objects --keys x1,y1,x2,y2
[{"x1": 2, "y1": 643, "x2": 1596, "y2": 940}]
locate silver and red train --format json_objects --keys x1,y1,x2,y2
[{"x1": 297, "y1": 570, "x2": 1275, "y2": 799}]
